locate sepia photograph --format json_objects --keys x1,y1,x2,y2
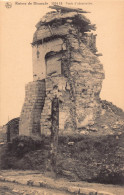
[{"x1": 0, "y1": 0, "x2": 124, "y2": 194}]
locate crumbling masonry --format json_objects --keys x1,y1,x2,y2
[{"x1": 19, "y1": 6, "x2": 105, "y2": 137}]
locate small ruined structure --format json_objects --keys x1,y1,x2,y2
[
  {"x1": 1, "y1": 117, "x2": 19, "y2": 142},
  {"x1": 19, "y1": 5, "x2": 105, "y2": 137}
]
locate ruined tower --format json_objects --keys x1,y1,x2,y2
[{"x1": 19, "y1": 6, "x2": 105, "y2": 137}]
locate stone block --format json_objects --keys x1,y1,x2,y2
[
  {"x1": 68, "y1": 186, "x2": 80, "y2": 193},
  {"x1": 79, "y1": 188, "x2": 97, "y2": 195}
]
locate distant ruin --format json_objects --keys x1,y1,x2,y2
[
  {"x1": 19, "y1": 5, "x2": 105, "y2": 137},
  {"x1": 1, "y1": 117, "x2": 19, "y2": 142}
]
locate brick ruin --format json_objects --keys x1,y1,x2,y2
[{"x1": 19, "y1": 6, "x2": 105, "y2": 137}]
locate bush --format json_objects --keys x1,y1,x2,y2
[
  {"x1": 0, "y1": 135, "x2": 50, "y2": 170},
  {"x1": 8, "y1": 136, "x2": 43, "y2": 158}
]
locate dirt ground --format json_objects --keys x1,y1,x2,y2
[
  {"x1": 0, "y1": 181, "x2": 70, "y2": 195},
  {"x1": 0, "y1": 170, "x2": 124, "y2": 195}
]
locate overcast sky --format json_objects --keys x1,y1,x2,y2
[{"x1": 0, "y1": 0, "x2": 124, "y2": 126}]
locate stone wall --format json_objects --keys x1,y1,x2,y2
[
  {"x1": 32, "y1": 38, "x2": 65, "y2": 81},
  {"x1": 62, "y1": 34, "x2": 104, "y2": 129},
  {"x1": 40, "y1": 76, "x2": 73, "y2": 135},
  {"x1": 19, "y1": 80, "x2": 46, "y2": 136}
]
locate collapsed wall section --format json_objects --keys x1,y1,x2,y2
[
  {"x1": 32, "y1": 7, "x2": 104, "y2": 134},
  {"x1": 60, "y1": 30, "x2": 104, "y2": 129},
  {"x1": 40, "y1": 75, "x2": 75, "y2": 135},
  {"x1": 19, "y1": 6, "x2": 105, "y2": 136}
]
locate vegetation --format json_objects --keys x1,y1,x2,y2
[{"x1": 1, "y1": 132, "x2": 124, "y2": 185}]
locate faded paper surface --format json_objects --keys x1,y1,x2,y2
[{"x1": 0, "y1": 0, "x2": 124, "y2": 193}]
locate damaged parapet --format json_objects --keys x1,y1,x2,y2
[{"x1": 19, "y1": 5, "x2": 105, "y2": 137}]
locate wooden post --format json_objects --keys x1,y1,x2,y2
[{"x1": 50, "y1": 96, "x2": 59, "y2": 176}]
